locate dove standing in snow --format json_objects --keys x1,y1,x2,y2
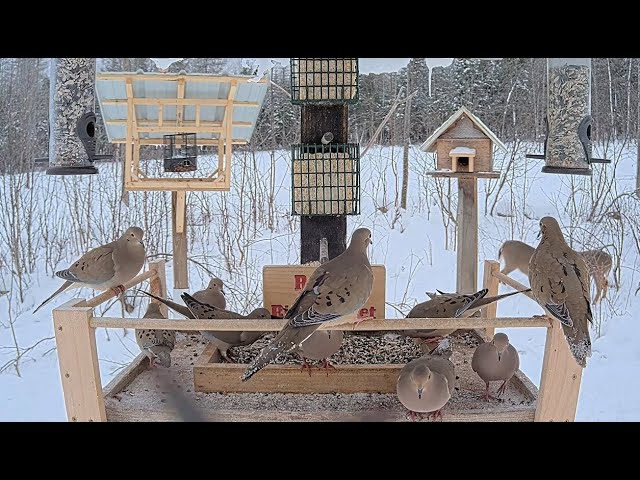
[
  {"x1": 135, "y1": 302, "x2": 175, "y2": 368},
  {"x1": 396, "y1": 339, "x2": 456, "y2": 421},
  {"x1": 471, "y1": 332, "x2": 519, "y2": 401},
  {"x1": 528, "y1": 216, "x2": 593, "y2": 367},
  {"x1": 241, "y1": 227, "x2": 374, "y2": 382},
  {"x1": 139, "y1": 277, "x2": 226, "y2": 318},
  {"x1": 181, "y1": 292, "x2": 269, "y2": 363},
  {"x1": 33, "y1": 226, "x2": 146, "y2": 313},
  {"x1": 400, "y1": 288, "x2": 530, "y2": 345}
]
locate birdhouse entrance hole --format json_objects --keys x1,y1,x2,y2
[{"x1": 458, "y1": 157, "x2": 469, "y2": 167}]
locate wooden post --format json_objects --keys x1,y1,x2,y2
[
  {"x1": 148, "y1": 259, "x2": 168, "y2": 318},
  {"x1": 481, "y1": 260, "x2": 500, "y2": 339},
  {"x1": 456, "y1": 177, "x2": 478, "y2": 294},
  {"x1": 172, "y1": 191, "x2": 189, "y2": 289},
  {"x1": 53, "y1": 299, "x2": 106, "y2": 422},
  {"x1": 300, "y1": 104, "x2": 349, "y2": 263},
  {"x1": 535, "y1": 321, "x2": 584, "y2": 421}
]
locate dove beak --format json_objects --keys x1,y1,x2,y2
[
  {"x1": 140, "y1": 241, "x2": 145, "y2": 249},
  {"x1": 417, "y1": 387, "x2": 424, "y2": 399},
  {"x1": 221, "y1": 288, "x2": 226, "y2": 295},
  {"x1": 497, "y1": 352, "x2": 502, "y2": 362},
  {"x1": 536, "y1": 230, "x2": 541, "y2": 240}
]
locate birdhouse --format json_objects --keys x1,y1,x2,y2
[
  {"x1": 163, "y1": 133, "x2": 198, "y2": 172},
  {"x1": 525, "y1": 58, "x2": 610, "y2": 175},
  {"x1": 291, "y1": 143, "x2": 360, "y2": 216},
  {"x1": 290, "y1": 58, "x2": 359, "y2": 104},
  {"x1": 419, "y1": 106, "x2": 507, "y2": 177}
]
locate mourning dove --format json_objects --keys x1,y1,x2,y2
[
  {"x1": 400, "y1": 288, "x2": 530, "y2": 345},
  {"x1": 181, "y1": 292, "x2": 270, "y2": 363},
  {"x1": 295, "y1": 330, "x2": 344, "y2": 376},
  {"x1": 139, "y1": 277, "x2": 226, "y2": 319},
  {"x1": 241, "y1": 227, "x2": 374, "y2": 382},
  {"x1": 396, "y1": 339, "x2": 455, "y2": 421},
  {"x1": 471, "y1": 332, "x2": 519, "y2": 401},
  {"x1": 135, "y1": 302, "x2": 175, "y2": 368},
  {"x1": 528, "y1": 216, "x2": 593, "y2": 367},
  {"x1": 33, "y1": 226, "x2": 146, "y2": 313}
]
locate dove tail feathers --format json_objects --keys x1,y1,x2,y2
[
  {"x1": 33, "y1": 280, "x2": 74, "y2": 314},
  {"x1": 563, "y1": 324, "x2": 592, "y2": 368},
  {"x1": 241, "y1": 324, "x2": 319, "y2": 382},
  {"x1": 139, "y1": 290, "x2": 194, "y2": 319}
]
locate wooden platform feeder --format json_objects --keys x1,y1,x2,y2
[
  {"x1": 526, "y1": 58, "x2": 610, "y2": 174},
  {"x1": 290, "y1": 58, "x2": 359, "y2": 105},
  {"x1": 291, "y1": 143, "x2": 360, "y2": 216},
  {"x1": 51, "y1": 259, "x2": 585, "y2": 422}
]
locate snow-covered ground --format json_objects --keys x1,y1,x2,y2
[{"x1": 1, "y1": 143, "x2": 638, "y2": 421}]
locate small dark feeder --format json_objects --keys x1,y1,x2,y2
[
  {"x1": 290, "y1": 58, "x2": 359, "y2": 105},
  {"x1": 163, "y1": 133, "x2": 198, "y2": 172}
]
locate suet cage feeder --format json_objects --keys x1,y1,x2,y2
[
  {"x1": 290, "y1": 58, "x2": 359, "y2": 105},
  {"x1": 291, "y1": 143, "x2": 360, "y2": 216}
]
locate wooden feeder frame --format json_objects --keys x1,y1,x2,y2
[
  {"x1": 52, "y1": 259, "x2": 584, "y2": 422},
  {"x1": 96, "y1": 73, "x2": 269, "y2": 193}
]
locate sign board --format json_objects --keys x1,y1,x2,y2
[{"x1": 263, "y1": 265, "x2": 386, "y2": 322}]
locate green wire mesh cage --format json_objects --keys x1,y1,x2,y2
[
  {"x1": 290, "y1": 58, "x2": 359, "y2": 105},
  {"x1": 163, "y1": 133, "x2": 198, "y2": 172},
  {"x1": 291, "y1": 143, "x2": 360, "y2": 216}
]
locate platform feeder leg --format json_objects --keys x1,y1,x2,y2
[
  {"x1": 481, "y1": 260, "x2": 500, "y2": 339},
  {"x1": 456, "y1": 177, "x2": 478, "y2": 294},
  {"x1": 172, "y1": 191, "x2": 189, "y2": 289}
]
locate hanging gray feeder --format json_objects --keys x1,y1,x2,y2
[
  {"x1": 45, "y1": 58, "x2": 110, "y2": 176},
  {"x1": 526, "y1": 58, "x2": 610, "y2": 175}
]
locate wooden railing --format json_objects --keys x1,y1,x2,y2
[{"x1": 52, "y1": 259, "x2": 583, "y2": 422}]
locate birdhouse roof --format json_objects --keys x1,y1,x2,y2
[
  {"x1": 419, "y1": 106, "x2": 507, "y2": 153},
  {"x1": 95, "y1": 72, "x2": 269, "y2": 146}
]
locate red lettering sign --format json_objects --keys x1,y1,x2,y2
[{"x1": 294, "y1": 274, "x2": 307, "y2": 290}]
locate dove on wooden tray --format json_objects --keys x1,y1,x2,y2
[
  {"x1": 181, "y1": 292, "x2": 270, "y2": 363},
  {"x1": 295, "y1": 329, "x2": 344, "y2": 376},
  {"x1": 528, "y1": 216, "x2": 593, "y2": 367},
  {"x1": 241, "y1": 227, "x2": 374, "y2": 382},
  {"x1": 138, "y1": 277, "x2": 226, "y2": 319},
  {"x1": 396, "y1": 339, "x2": 455, "y2": 421},
  {"x1": 33, "y1": 226, "x2": 146, "y2": 314},
  {"x1": 398, "y1": 287, "x2": 530, "y2": 345},
  {"x1": 471, "y1": 332, "x2": 519, "y2": 401},
  {"x1": 136, "y1": 302, "x2": 176, "y2": 368}
]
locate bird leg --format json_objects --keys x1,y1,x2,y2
[
  {"x1": 419, "y1": 336, "x2": 446, "y2": 346},
  {"x1": 110, "y1": 285, "x2": 126, "y2": 296},
  {"x1": 299, "y1": 356, "x2": 313, "y2": 377},
  {"x1": 481, "y1": 382, "x2": 498, "y2": 401},
  {"x1": 426, "y1": 409, "x2": 444, "y2": 421},
  {"x1": 407, "y1": 410, "x2": 423, "y2": 422},
  {"x1": 496, "y1": 380, "x2": 509, "y2": 397},
  {"x1": 319, "y1": 358, "x2": 336, "y2": 376}
]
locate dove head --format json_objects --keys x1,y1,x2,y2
[
  {"x1": 492, "y1": 333, "x2": 510, "y2": 361},
  {"x1": 144, "y1": 302, "x2": 163, "y2": 317},
  {"x1": 247, "y1": 308, "x2": 270, "y2": 319},
  {"x1": 410, "y1": 364, "x2": 432, "y2": 400},
  {"x1": 348, "y1": 227, "x2": 373, "y2": 252},
  {"x1": 148, "y1": 346, "x2": 171, "y2": 368},
  {"x1": 538, "y1": 217, "x2": 564, "y2": 242},
  {"x1": 207, "y1": 277, "x2": 225, "y2": 295},
  {"x1": 122, "y1": 226, "x2": 145, "y2": 249}
]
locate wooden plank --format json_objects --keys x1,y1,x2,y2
[
  {"x1": 534, "y1": 321, "x2": 583, "y2": 421},
  {"x1": 175, "y1": 192, "x2": 186, "y2": 234},
  {"x1": 158, "y1": 104, "x2": 163, "y2": 127},
  {"x1": 456, "y1": 177, "x2": 478, "y2": 294},
  {"x1": 263, "y1": 265, "x2": 386, "y2": 321},
  {"x1": 493, "y1": 272, "x2": 535, "y2": 300},
  {"x1": 96, "y1": 73, "x2": 269, "y2": 84},
  {"x1": 481, "y1": 260, "x2": 500, "y2": 339},
  {"x1": 132, "y1": 140, "x2": 141, "y2": 181},
  {"x1": 90, "y1": 316, "x2": 551, "y2": 330},
  {"x1": 177, "y1": 78, "x2": 185, "y2": 126},
  {"x1": 106, "y1": 120, "x2": 253, "y2": 128},
  {"x1": 195, "y1": 361, "x2": 403, "y2": 394},
  {"x1": 426, "y1": 171, "x2": 501, "y2": 179},
  {"x1": 222, "y1": 80, "x2": 238, "y2": 183},
  {"x1": 195, "y1": 105, "x2": 201, "y2": 127},
  {"x1": 172, "y1": 191, "x2": 189, "y2": 289},
  {"x1": 102, "y1": 353, "x2": 149, "y2": 398},
  {"x1": 101, "y1": 98, "x2": 260, "y2": 107},
  {"x1": 84, "y1": 269, "x2": 157, "y2": 308},
  {"x1": 53, "y1": 299, "x2": 106, "y2": 422},
  {"x1": 112, "y1": 138, "x2": 247, "y2": 146},
  {"x1": 124, "y1": 178, "x2": 231, "y2": 192},
  {"x1": 148, "y1": 259, "x2": 168, "y2": 318}
]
